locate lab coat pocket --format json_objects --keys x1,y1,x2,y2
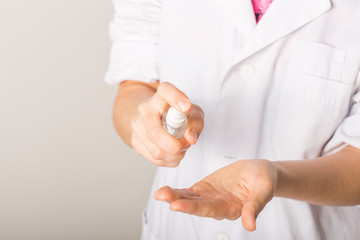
[
  {"x1": 272, "y1": 41, "x2": 353, "y2": 160},
  {"x1": 288, "y1": 40, "x2": 346, "y2": 82}
]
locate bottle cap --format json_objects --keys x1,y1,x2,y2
[{"x1": 166, "y1": 107, "x2": 187, "y2": 128}]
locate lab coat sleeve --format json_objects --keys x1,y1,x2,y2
[
  {"x1": 323, "y1": 72, "x2": 360, "y2": 153},
  {"x1": 322, "y1": 72, "x2": 360, "y2": 208},
  {"x1": 104, "y1": 0, "x2": 161, "y2": 84}
]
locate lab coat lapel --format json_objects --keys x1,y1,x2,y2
[
  {"x1": 232, "y1": 0, "x2": 333, "y2": 65},
  {"x1": 214, "y1": 0, "x2": 257, "y2": 40}
]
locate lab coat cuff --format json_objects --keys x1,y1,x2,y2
[
  {"x1": 104, "y1": 41, "x2": 159, "y2": 85},
  {"x1": 326, "y1": 102, "x2": 360, "y2": 150}
]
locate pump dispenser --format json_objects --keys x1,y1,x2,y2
[{"x1": 162, "y1": 107, "x2": 187, "y2": 139}]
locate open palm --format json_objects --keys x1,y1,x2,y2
[{"x1": 154, "y1": 159, "x2": 278, "y2": 231}]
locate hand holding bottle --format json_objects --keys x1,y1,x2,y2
[{"x1": 130, "y1": 82, "x2": 204, "y2": 167}]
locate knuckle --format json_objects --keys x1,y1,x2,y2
[
  {"x1": 170, "y1": 142, "x2": 183, "y2": 155},
  {"x1": 150, "y1": 147, "x2": 164, "y2": 160},
  {"x1": 171, "y1": 161, "x2": 180, "y2": 167},
  {"x1": 190, "y1": 182, "x2": 203, "y2": 193},
  {"x1": 131, "y1": 139, "x2": 143, "y2": 157},
  {"x1": 147, "y1": 128, "x2": 160, "y2": 142},
  {"x1": 137, "y1": 103, "x2": 148, "y2": 116},
  {"x1": 130, "y1": 119, "x2": 143, "y2": 138},
  {"x1": 156, "y1": 84, "x2": 165, "y2": 96},
  {"x1": 130, "y1": 117, "x2": 138, "y2": 131},
  {"x1": 167, "y1": 161, "x2": 180, "y2": 168},
  {"x1": 154, "y1": 160, "x2": 166, "y2": 167},
  {"x1": 157, "y1": 82, "x2": 170, "y2": 93}
]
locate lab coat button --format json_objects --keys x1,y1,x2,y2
[
  {"x1": 238, "y1": 63, "x2": 255, "y2": 78},
  {"x1": 215, "y1": 233, "x2": 230, "y2": 240}
]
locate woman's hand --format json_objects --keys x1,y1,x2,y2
[
  {"x1": 130, "y1": 82, "x2": 204, "y2": 167},
  {"x1": 154, "y1": 159, "x2": 278, "y2": 231}
]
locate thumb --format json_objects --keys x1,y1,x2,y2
[
  {"x1": 184, "y1": 105, "x2": 204, "y2": 145},
  {"x1": 241, "y1": 200, "x2": 263, "y2": 232},
  {"x1": 156, "y1": 82, "x2": 191, "y2": 113}
]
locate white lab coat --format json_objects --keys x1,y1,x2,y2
[{"x1": 106, "y1": 0, "x2": 360, "y2": 239}]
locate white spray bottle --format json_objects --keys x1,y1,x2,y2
[{"x1": 162, "y1": 107, "x2": 187, "y2": 139}]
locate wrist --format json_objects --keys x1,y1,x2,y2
[{"x1": 272, "y1": 161, "x2": 287, "y2": 198}]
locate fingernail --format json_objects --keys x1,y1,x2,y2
[
  {"x1": 189, "y1": 130, "x2": 198, "y2": 143},
  {"x1": 178, "y1": 99, "x2": 191, "y2": 112}
]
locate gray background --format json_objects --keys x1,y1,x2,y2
[{"x1": 0, "y1": 0, "x2": 156, "y2": 239}]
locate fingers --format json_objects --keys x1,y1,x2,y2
[
  {"x1": 133, "y1": 110, "x2": 186, "y2": 166},
  {"x1": 141, "y1": 95, "x2": 186, "y2": 154},
  {"x1": 132, "y1": 132, "x2": 186, "y2": 167},
  {"x1": 131, "y1": 133, "x2": 166, "y2": 166},
  {"x1": 131, "y1": 82, "x2": 205, "y2": 167},
  {"x1": 163, "y1": 191, "x2": 258, "y2": 227},
  {"x1": 170, "y1": 198, "x2": 231, "y2": 220},
  {"x1": 132, "y1": 127, "x2": 185, "y2": 166},
  {"x1": 157, "y1": 193, "x2": 261, "y2": 230},
  {"x1": 154, "y1": 183, "x2": 214, "y2": 203},
  {"x1": 131, "y1": 82, "x2": 198, "y2": 167},
  {"x1": 154, "y1": 184, "x2": 242, "y2": 221},
  {"x1": 154, "y1": 186, "x2": 200, "y2": 202},
  {"x1": 184, "y1": 104, "x2": 205, "y2": 145},
  {"x1": 156, "y1": 82, "x2": 191, "y2": 113},
  {"x1": 152, "y1": 159, "x2": 275, "y2": 231}
]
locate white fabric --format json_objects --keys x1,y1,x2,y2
[
  {"x1": 105, "y1": 0, "x2": 161, "y2": 84},
  {"x1": 105, "y1": 0, "x2": 360, "y2": 239}
]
